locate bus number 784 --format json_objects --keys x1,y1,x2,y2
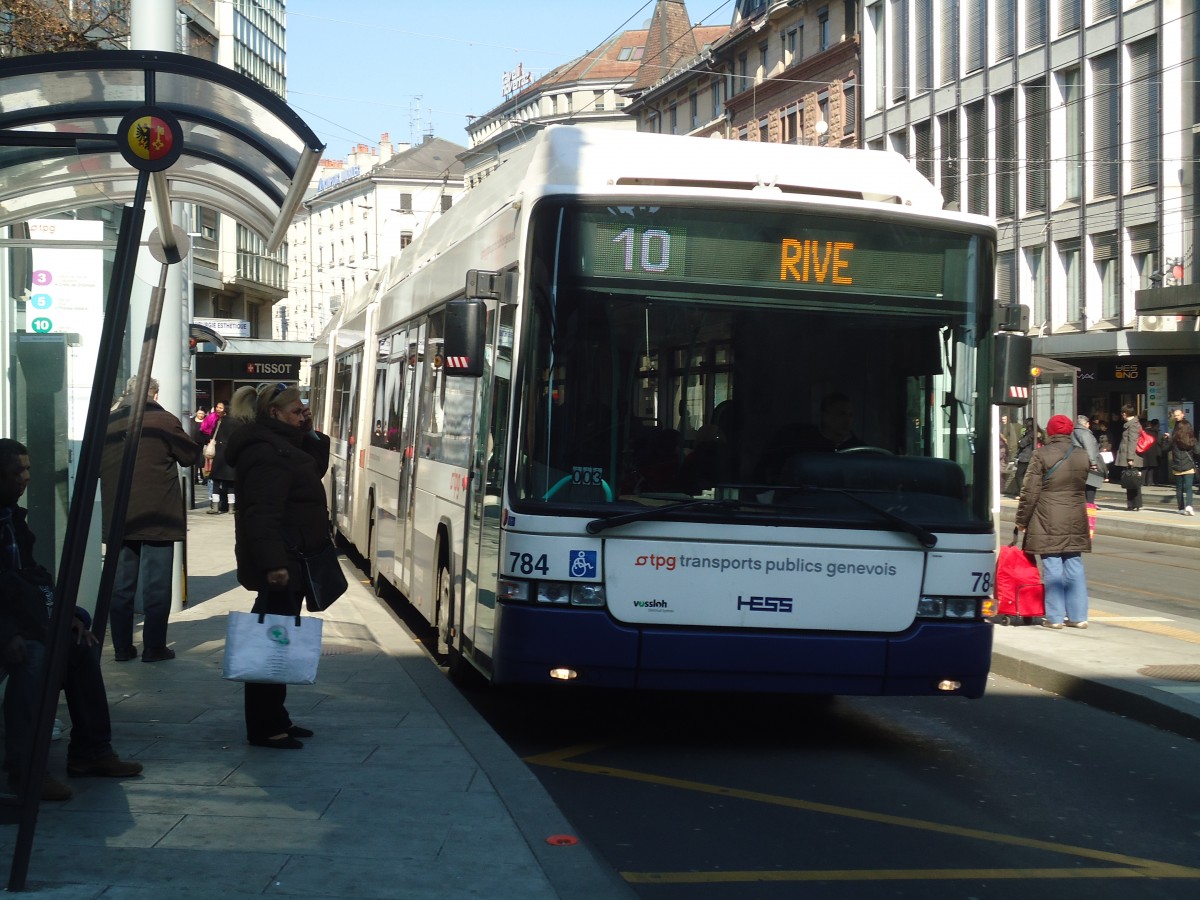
[{"x1": 509, "y1": 552, "x2": 549, "y2": 576}]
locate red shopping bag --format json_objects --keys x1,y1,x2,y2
[{"x1": 993, "y1": 537, "x2": 1044, "y2": 624}]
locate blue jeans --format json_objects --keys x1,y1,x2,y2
[
  {"x1": 1041, "y1": 553, "x2": 1088, "y2": 624},
  {"x1": 3, "y1": 636, "x2": 115, "y2": 781},
  {"x1": 1175, "y1": 473, "x2": 1194, "y2": 510},
  {"x1": 110, "y1": 540, "x2": 174, "y2": 651}
]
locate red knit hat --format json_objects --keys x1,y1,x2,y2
[{"x1": 1046, "y1": 414, "x2": 1074, "y2": 436}]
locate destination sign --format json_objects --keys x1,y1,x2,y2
[{"x1": 572, "y1": 205, "x2": 984, "y2": 303}]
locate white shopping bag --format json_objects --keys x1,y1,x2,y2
[{"x1": 222, "y1": 611, "x2": 323, "y2": 684}]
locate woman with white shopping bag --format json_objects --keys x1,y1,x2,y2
[{"x1": 225, "y1": 383, "x2": 332, "y2": 749}]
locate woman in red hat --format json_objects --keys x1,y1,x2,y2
[{"x1": 1015, "y1": 414, "x2": 1092, "y2": 629}]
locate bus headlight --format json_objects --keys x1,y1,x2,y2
[
  {"x1": 571, "y1": 583, "x2": 606, "y2": 607},
  {"x1": 918, "y1": 596, "x2": 986, "y2": 620},
  {"x1": 499, "y1": 578, "x2": 606, "y2": 608},
  {"x1": 498, "y1": 577, "x2": 532, "y2": 602}
]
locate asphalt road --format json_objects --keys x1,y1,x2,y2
[{"x1": 454, "y1": 529, "x2": 1200, "y2": 899}]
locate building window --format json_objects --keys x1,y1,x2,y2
[
  {"x1": 786, "y1": 28, "x2": 798, "y2": 63},
  {"x1": 759, "y1": 42, "x2": 768, "y2": 79},
  {"x1": 938, "y1": 110, "x2": 959, "y2": 207},
  {"x1": 670, "y1": 104, "x2": 678, "y2": 134},
  {"x1": 890, "y1": 0, "x2": 908, "y2": 103},
  {"x1": 1027, "y1": 245, "x2": 1047, "y2": 327},
  {"x1": 738, "y1": 52, "x2": 749, "y2": 94},
  {"x1": 994, "y1": 0, "x2": 1014, "y2": 61},
  {"x1": 997, "y1": 251, "x2": 1016, "y2": 306},
  {"x1": 965, "y1": 101, "x2": 987, "y2": 215},
  {"x1": 913, "y1": 119, "x2": 934, "y2": 182},
  {"x1": 400, "y1": 231, "x2": 413, "y2": 249},
  {"x1": 1025, "y1": 0, "x2": 1047, "y2": 50},
  {"x1": 843, "y1": 82, "x2": 857, "y2": 135},
  {"x1": 939, "y1": 0, "x2": 957, "y2": 85},
  {"x1": 632, "y1": 46, "x2": 645, "y2": 60},
  {"x1": 1092, "y1": 232, "x2": 1119, "y2": 320},
  {"x1": 1130, "y1": 224, "x2": 1159, "y2": 292},
  {"x1": 783, "y1": 104, "x2": 801, "y2": 143},
  {"x1": 1060, "y1": 67, "x2": 1082, "y2": 202},
  {"x1": 1056, "y1": 0, "x2": 1080, "y2": 38},
  {"x1": 759, "y1": 117, "x2": 769, "y2": 142},
  {"x1": 1059, "y1": 239, "x2": 1082, "y2": 324},
  {"x1": 1024, "y1": 78, "x2": 1048, "y2": 213},
  {"x1": 965, "y1": 0, "x2": 985, "y2": 73},
  {"x1": 1091, "y1": 51, "x2": 1118, "y2": 198},
  {"x1": 1091, "y1": 0, "x2": 1117, "y2": 21},
  {"x1": 915, "y1": 0, "x2": 933, "y2": 92},
  {"x1": 441, "y1": 195, "x2": 453, "y2": 212},
  {"x1": 818, "y1": 7, "x2": 830, "y2": 51},
  {"x1": 617, "y1": 47, "x2": 632, "y2": 61},
  {"x1": 995, "y1": 90, "x2": 1016, "y2": 218},
  {"x1": 400, "y1": 193, "x2": 413, "y2": 212},
  {"x1": 1129, "y1": 37, "x2": 1160, "y2": 190},
  {"x1": 689, "y1": 94, "x2": 699, "y2": 129},
  {"x1": 711, "y1": 78, "x2": 723, "y2": 121}
]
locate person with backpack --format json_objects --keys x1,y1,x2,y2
[{"x1": 1166, "y1": 408, "x2": 1197, "y2": 516}]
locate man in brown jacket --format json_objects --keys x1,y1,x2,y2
[{"x1": 101, "y1": 377, "x2": 201, "y2": 662}]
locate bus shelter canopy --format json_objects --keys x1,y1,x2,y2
[{"x1": 0, "y1": 50, "x2": 324, "y2": 251}]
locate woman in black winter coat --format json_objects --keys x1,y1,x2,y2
[
  {"x1": 1014, "y1": 417, "x2": 1044, "y2": 494},
  {"x1": 225, "y1": 383, "x2": 331, "y2": 749}
]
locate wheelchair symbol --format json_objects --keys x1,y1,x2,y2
[{"x1": 570, "y1": 550, "x2": 597, "y2": 579}]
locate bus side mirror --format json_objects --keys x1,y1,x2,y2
[
  {"x1": 992, "y1": 332, "x2": 1033, "y2": 406},
  {"x1": 444, "y1": 299, "x2": 485, "y2": 378}
]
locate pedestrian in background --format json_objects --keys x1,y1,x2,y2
[
  {"x1": 1071, "y1": 414, "x2": 1105, "y2": 541},
  {"x1": 1140, "y1": 419, "x2": 1162, "y2": 486},
  {"x1": 1014, "y1": 417, "x2": 1043, "y2": 494},
  {"x1": 1119, "y1": 405, "x2": 1145, "y2": 510},
  {"x1": 1166, "y1": 408, "x2": 1196, "y2": 516},
  {"x1": 101, "y1": 377, "x2": 201, "y2": 663},
  {"x1": 226, "y1": 383, "x2": 331, "y2": 749},
  {"x1": 1016, "y1": 414, "x2": 1091, "y2": 630}
]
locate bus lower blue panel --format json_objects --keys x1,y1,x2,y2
[
  {"x1": 492, "y1": 604, "x2": 641, "y2": 688},
  {"x1": 491, "y1": 603, "x2": 993, "y2": 696}
]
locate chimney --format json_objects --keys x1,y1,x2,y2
[{"x1": 379, "y1": 132, "x2": 393, "y2": 164}]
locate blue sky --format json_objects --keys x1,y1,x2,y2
[{"x1": 286, "y1": 0, "x2": 736, "y2": 156}]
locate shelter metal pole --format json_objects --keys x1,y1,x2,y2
[{"x1": 8, "y1": 181, "x2": 148, "y2": 892}]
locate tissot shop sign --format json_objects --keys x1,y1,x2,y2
[{"x1": 196, "y1": 355, "x2": 301, "y2": 379}]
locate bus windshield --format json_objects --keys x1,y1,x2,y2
[{"x1": 513, "y1": 200, "x2": 995, "y2": 530}]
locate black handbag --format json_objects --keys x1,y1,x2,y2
[
  {"x1": 300, "y1": 542, "x2": 348, "y2": 612},
  {"x1": 1120, "y1": 467, "x2": 1142, "y2": 491}
]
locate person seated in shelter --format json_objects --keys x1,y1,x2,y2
[{"x1": 0, "y1": 439, "x2": 143, "y2": 801}]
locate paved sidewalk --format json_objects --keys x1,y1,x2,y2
[
  {"x1": 0, "y1": 504, "x2": 634, "y2": 898},
  {"x1": 994, "y1": 483, "x2": 1200, "y2": 741}
]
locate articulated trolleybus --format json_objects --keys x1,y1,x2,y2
[{"x1": 310, "y1": 127, "x2": 1032, "y2": 697}]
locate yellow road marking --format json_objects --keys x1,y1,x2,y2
[
  {"x1": 1087, "y1": 607, "x2": 1200, "y2": 644},
  {"x1": 525, "y1": 743, "x2": 1200, "y2": 883},
  {"x1": 624, "y1": 867, "x2": 1190, "y2": 884}
]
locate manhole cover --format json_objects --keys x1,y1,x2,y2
[
  {"x1": 321, "y1": 641, "x2": 367, "y2": 657},
  {"x1": 1137, "y1": 664, "x2": 1200, "y2": 682}
]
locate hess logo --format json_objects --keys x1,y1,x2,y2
[{"x1": 737, "y1": 595, "x2": 793, "y2": 613}]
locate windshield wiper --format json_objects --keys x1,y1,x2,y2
[
  {"x1": 817, "y1": 486, "x2": 938, "y2": 549},
  {"x1": 586, "y1": 498, "x2": 739, "y2": 534}
]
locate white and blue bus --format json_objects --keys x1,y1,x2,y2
[{"x1": 309, "y1": 126, "x2": 1031, "y2": 696}]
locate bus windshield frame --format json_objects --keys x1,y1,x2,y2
[{"x1": 511, "y1": 198, "x2": 997, "y2": 532}]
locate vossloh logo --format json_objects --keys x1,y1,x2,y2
[{"x1": 632, "y1": 598, "x2": 670, "y2": 610}]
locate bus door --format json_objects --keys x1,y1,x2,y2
[
  {"x1": 394, "y1": 320, "x2": 425, "y2": 591},
  {"x1": 461, "y1": 302, "x2": 513, "y2": 662}
]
